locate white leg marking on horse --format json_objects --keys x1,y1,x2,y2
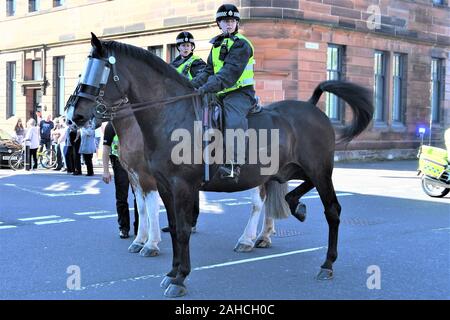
[
  {"x1": 257, "y1": 215, "x2": 275, "y2": 240},
  {"x1": 143, "y1": 191, "x2": 161, "y2": 250},
  {"x1": 237, "y1": 187, "x2": 265, "y2": 246},
  {"x1": 133, "y1": 190, "x2": 148, "y2": 245}
]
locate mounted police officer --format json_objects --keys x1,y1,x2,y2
[
  {"x1": 159, "y1": 32, "x2": 207, "y2": 234},
  {"x1": 170, "y1": 31, "x2": 206, "y2": 80},
  {"x1": 191, "y1": 4, "x2": 256, "y2": 182}
]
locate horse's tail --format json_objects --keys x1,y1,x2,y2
[
  {"x1": 264, "y1": 181, "x2": 291, "y2": 219},
  {"x1": 308, "y1": 80, "x2": 374, "y2": 143}
]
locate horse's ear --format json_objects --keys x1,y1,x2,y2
[{"x1": 91, "y1": 32, "x2": 102, "y2": 52}]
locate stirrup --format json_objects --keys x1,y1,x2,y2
[{"x1": 224, "y1": 161, "x2": 235, "y2": 178}]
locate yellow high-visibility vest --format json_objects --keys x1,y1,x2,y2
[
  {"x1": 211, "y1": 34, "x2": 255, "y2": 95},
  {"x1": 176, "y1": 55, "x2": 202, "y2": 80}
]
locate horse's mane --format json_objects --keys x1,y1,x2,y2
[{"x1": 102, "y1": 40, "x2": 194, "y2": 90}]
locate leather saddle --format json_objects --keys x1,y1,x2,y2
[{"x1": 203, "y1": 94, "x2": 262, "y2": 132}]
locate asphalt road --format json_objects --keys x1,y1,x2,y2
[{"x1": 0, "y1": 160, "x2": 448, "y2": 300}]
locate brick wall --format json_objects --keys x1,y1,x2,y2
[{"x1": 0, "y1": 0, "x2": 449, "y2": 153}]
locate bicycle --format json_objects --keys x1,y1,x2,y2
[{"x1": 9, "y1": 143, "x2": 57, "y2": 170}]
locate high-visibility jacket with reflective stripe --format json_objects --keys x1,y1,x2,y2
[
  {"x1": 211, "y1": 34, "x2": 255, "y2": 95},
  {"x1": 176, "y1": 55, "x2": 202, "y2": 80},
  {"x1": 111, "y1": 135, "x2": 119, "y2": 157}
]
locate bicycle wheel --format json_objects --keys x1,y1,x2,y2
[
  {"x1": 41, "y1": 149, "x2": 57, "y2": 169},
  {"x1": 9, "y1": 150, "x2": 24, "y2": 171}
]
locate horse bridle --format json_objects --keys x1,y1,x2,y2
[{"x1": 66, "y1": 50, "x2": 201, "y2": 122}]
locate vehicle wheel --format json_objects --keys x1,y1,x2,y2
[
  {"x1": 421, "y1": 177, "x2": 450, "y2": 198},
  {"x1": 41, "y1": 150, "x2": 57, "y2": 169},
  {"x1": 8, "y1": 150, "x2": 24, "y2": 171}
]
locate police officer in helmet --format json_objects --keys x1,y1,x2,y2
[
  {"x1": 191, "y1": 4, "x2": 256, "y2": 182},
  {"x1": 170, "y1": 31, "x2": 206, "y2": 80}
]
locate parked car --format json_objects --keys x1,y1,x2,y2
[{"x1": 0, "y1": 129, "x2": 21, "y2": 168}]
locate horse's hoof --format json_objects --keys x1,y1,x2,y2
[
  {"x1": 255, "y1": 238, "x2": 272, "y2": 248},
  {"x1": 293, "y1": 202, "x2": 307, "y2": 222},
  {"x1": 128, "y1": 242, "x2": 144, "y2": 253},
  {"x1": 164, "y1": 284, "x2": 187, "y2": 298},
  {"x1": 191, "y1": 226, "x2": 197, "y2": 233},
  {"x1": 316, "y1": 268, "x2": 333, "y2": 280},
  {"x1": 234, "y1": 243, "x2": 254, "y2": 253},
  {"x1": 160, "y1": 276, "x2": 175, "y2": 289},
  {"x1": 139, "y1": 246, "x2": 160, "y2": 257}
]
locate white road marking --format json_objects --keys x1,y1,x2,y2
[
  {"x1": 44, "y1": 182, "x2": 70, "y2": 192},
  {"x1": 34, "y1": 219, "x2": 76, "y2": 225},
  {"x1": 432, "y1": 227, "x2": 450, "y2": 232},
  {"x1": 302, "y1": 192, "x2": 353, "y2": 199},
  {"x1": 193, "y1": 246, "x2": 326, "y2": 271},
  {"x1": 73, "y1": 210, "x2": 110, "y2": 216},
  {"x1": 226, "y1": 201, "x2": 252, "y2": 206},
  {"x1": 58, "y1": 246, "x2": 326, "y2": 294},
  {"x1": 89, "y1": 214, "x2": 117, "y2": 219},
  {"x1": 4, "y1": 180, "x2": 100, "y2": 197},
  {"x1": 18, "y1": 215, "x2": 61, "y2": 221},
  {"x1": 209, "y1": 198, "x2": 237, "y2": 203},
  {"x1": 0, "y1": 225, "x2": 17, "y2": 230}
]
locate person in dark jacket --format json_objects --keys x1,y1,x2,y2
[
  {"x1": 39, "y1": 114, "x2": 54, "y2": 151},
  {"x1": 191, "y1": 4, "x2": 256, "y2": 182},
  {"x1": 102, "y1": 122, "x2": 139, "y2": 239},
  {"x1": 170, "y1": 31, "x2": 206, "y2": 80}
]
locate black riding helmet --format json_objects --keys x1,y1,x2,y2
[
  {"x1": 176, "y1": 31, "x2": 195, "y2": 51},
  {"x1": 215, "y1": 4, "x2": 240, "y2": 33},
  {"x1": 215, "y1": 4, "x2": 240, "y2": 23}
]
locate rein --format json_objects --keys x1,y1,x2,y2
[{"x1": 109, "y1": 92, "x2": 202, "y2": 120}]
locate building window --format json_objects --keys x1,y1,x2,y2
[
  {"x1": 430, "y1": 58, "x2": 443, "y2": 123},
  {"x1": 374, "y1": 51, "x2": 387, "y2": 122},
  {"x1": 169, "y1": 44, "x2": 178, "y2": 63},
  {"x1": 34, "y1": 90, "x2": 42, "y2": 111},
  {"x1": 55, "y1": 57, "x2": 65, "y2": 116},
  {"x1": 32, "y1": 60, "x2": 42, "y2": 80},
  {"x1": 6, "y1": 62, "x2": 17, "y2": 118},
  {"x1": 392, "y1": 53, "x2": 406, "y2": 124},
  {"x1": 432, "y1": 0, "x2": 444, "y2": 5},
  {"x1": 53, "y1": 0, "x2": 64, "y2": 7},
  {"x1": 6, "y1": 0, "x2": 16, "y2": 16},
  {"x1": 29, "y1": 0, "x2": 40, "y2": 12},
  {"x1": 148, "y1": 45, "x2": 163, "y2": 59},
  {"x1": 326, "y1": 45, "x2": 344, "y2": 121}
]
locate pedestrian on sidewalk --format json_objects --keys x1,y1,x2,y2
[{"x1": 79, "y1": 120, "x2": 96, "y2": 176}]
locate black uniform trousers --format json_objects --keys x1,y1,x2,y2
[
  {"x1": 111, "y1": 155, "x2": 139, "y2": 234},
  {"x1": 220, "y1": 89, "x2": 255, "y2": 164}
]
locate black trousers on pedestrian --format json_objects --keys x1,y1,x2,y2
[
  {"x1": 40, "y1": 138, "x2": 51, "y2": 151},
  {"x1": 65, "y1": 145, "x2": 74, "y2": 173},
  {"x1": 221, "y1": 88, "x2": 255, "y2": 164},
  {"x1": 82, "y1": 154, "x2": 94, "y2": 175},
  {"x1": 29, "y1": 148, "x2": 38, "y2": 169},
  {"x1": 111, "y1": 156, "x2": 139, "y2": 234},
  {"x1": 71, "y1": 139, "x2": 81, "y2": 174},
  {"x1": 55, "y1": 144, "x2": 63, "y2": 169}
]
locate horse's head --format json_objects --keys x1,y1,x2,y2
[{"x1": 67, "y1": 33, "x2": 131, "y2": 128}]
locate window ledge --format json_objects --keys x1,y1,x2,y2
[
  {"x1": 372, "y1": 122, "x2": 390, "y2": 132},
  {"x1": 390, "y1": 123, "x2": 407, "y2": 132}
]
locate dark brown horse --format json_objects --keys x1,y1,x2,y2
[{"x1": 71, "y1": 34, "x2": 373, "y2": 297}]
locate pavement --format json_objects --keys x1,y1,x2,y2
[{"x1": 0, "y1": 160, "x2": 449, "y2": 300}]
